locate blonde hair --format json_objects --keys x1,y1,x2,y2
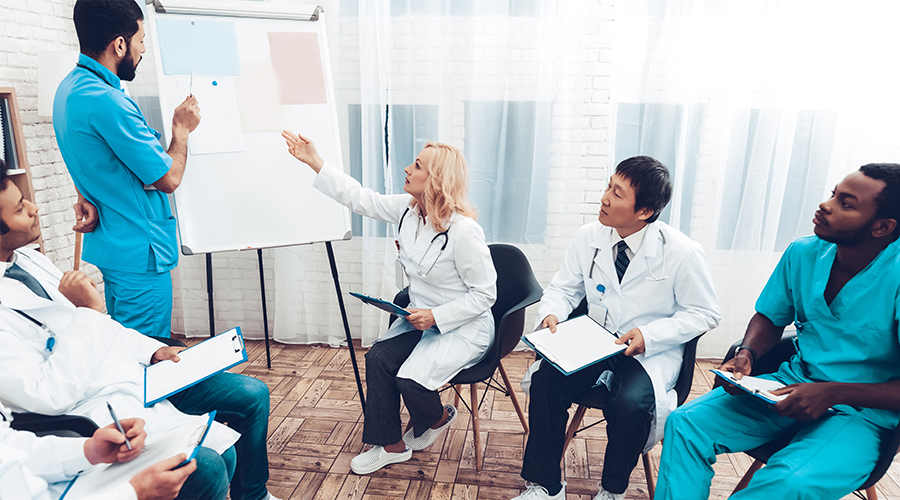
[{"x1": 412, "y1": 142, "x2": 477, "y2": 232}]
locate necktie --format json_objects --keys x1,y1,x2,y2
[
  {"x1": 615, "y1": 240, "x2": 630, "y2": 283},
  {"x1": 5, "y1": 262, "x2": 50, "y2": 300}
]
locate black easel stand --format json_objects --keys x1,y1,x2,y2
[
  {"x1": 206, "y1": 254, "x2": 215, "y2": 337},
  {"x1": 325, "y1": 241, "x2": 366, "y2": 412},
  {"x1": 204, "y1": 244, "x2": 365, "y2": 411}
]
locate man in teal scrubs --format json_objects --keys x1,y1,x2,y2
[
  {"x1": 53, "y1": 0, "x2": 199, "y2": 337},
  {"x1": 655, "y1": 163, "x2": 900, "y2": 499}
]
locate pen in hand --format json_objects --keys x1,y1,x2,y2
[{"x1": 107, "y1": 402, "x2": 133, "y2": 451}]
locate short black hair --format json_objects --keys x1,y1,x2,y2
[
  {"x1": 0, "y1": 158, "x2": 8, "y2": 235},
  {"x1": 859, "y1": 163, "x2": 900, "y2": 240},
  {"x1": 614, "y1": 156, "x2": 673, "y2": 224},
  {"x1": 73, "y1": 0, "x2": 144, "y2": 58}
]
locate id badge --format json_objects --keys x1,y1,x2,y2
[{"x1": 588, "y1": 301, "x2": 610, "y2": 329}]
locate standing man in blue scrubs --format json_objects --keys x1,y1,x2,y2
[
  {"x1": 53, "y1": 0, "x2": 199, "y2": 338},
  {"x1": 656, "y1": 163, "x2": 900, "y2": 499}
]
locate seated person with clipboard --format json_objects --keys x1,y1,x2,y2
[
  {"x1": 514, "y1": 157, "x2": 720, "y2": 500},
  {"x1": 284, "y1": 132, "x2": 497, "y2": 475},
  {"x1": 0, "y1": 160, "x2": 279, "y2": 500},
  {"x1": 656, "y1": 164, "x2": 900, "y2": 500}
]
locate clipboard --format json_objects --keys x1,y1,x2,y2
[
  {"x1": 522, "y1": 314, "x2": 625, "y2": 376},
  {"x1": 710, "y1": 369, "x2": 787, "y2": 404},
  {"x1": 144, "y1": 327, "x2": 248, "y2": 407},
  {"x1": 60, "y1": 412, "x2": 218, "y2": 499},
  {"x1": 349, "y1": 291, "x2": 410, "y2": 316}
]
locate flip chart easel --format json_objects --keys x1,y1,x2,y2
[{"x1": 139, "y1": 0, "x2": 365, "y2": 410}]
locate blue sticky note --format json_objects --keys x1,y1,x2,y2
[{"x1": 156, "y1": 19, "x2": 241, "y2": 76}]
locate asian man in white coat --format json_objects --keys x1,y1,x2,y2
[{"x1": 513, "y1": 156, "x2": 720, "y2": 500}]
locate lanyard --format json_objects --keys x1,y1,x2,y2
[{"x1": 3, "y1": 306, "x2": 56, "y2": 352}]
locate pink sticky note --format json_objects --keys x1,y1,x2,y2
[{"x1": 267, "y1": 32, "x2": 328, "y2": 105}]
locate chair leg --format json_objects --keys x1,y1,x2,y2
[
  {"x1": 563, "y1": 405, "x2": 588, "y2": 456},
  {"x1": 731, "y1": 459, "x2": 764, "y2": 495},
  {"x1": 642, "y1": 452, "x2": 655, "y2": 499},
  {"x1": 454, "y1": 388, "x2": 460, "y2": 408},
  {"x1": 498, "y1": 361, "x2": 528, "y2": 433},
  {"x1": 865, "y1": 485, "x2": 878, "y2": 500},
  {"x1": 470, "y1": 383, "x2": 483, "y2": 472}
]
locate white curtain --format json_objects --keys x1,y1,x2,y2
[
  {"x1": 272, "y1": 0, "x2": 589, "y2": 345},
  {"x1": 611, "y1": 0, "x2": 900, "y2": 357}
]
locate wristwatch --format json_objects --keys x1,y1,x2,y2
[{"x1": 735, "y1": 345, "x2": 758, "y2": 364}]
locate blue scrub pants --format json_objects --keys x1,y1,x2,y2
[
  {"x1": 100, "y1": 267, "x2": 173, "y2": 338},
  {"x1": 656, "y1": 385, "x2": 886, "y2": 500}
]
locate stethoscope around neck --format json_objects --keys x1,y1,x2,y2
[
  {"x1": 588, "y1": 232, "x2": 669, "y2": 282},
  {"x1": 397, "y1": 207, "x2": 450, "y2": 277}
]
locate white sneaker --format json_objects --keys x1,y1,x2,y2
[
  {"x1": 402, "y1": 404, "x2": 458, "y2": 451},
  {"x1": 510, "y1": 482, "x2": 567, "y2": 500},
  {"x1": 266, "y1": 494, "x2": 285, "y2": 500},
  {"x1": 349, "y1": 445, "x2": 413, "y2": 475},
  {"x1": 593, "y1": 485, "x2": 625, "y2": 500}
]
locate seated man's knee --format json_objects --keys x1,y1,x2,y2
[
  {"x1": 240, "y1": 375, "x2": 271, "y2": 414},
  {"x1": 178, "y1": 446, "x2": 234, "y2": 500}
]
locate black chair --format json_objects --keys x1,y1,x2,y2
[
  {"x1": 390, "y1": 243, "x2": 543, "y2": 471},
  {"x1": 722, "y1": 335, "x2": 900, "y2": 500},
  {"x1": 560, "y1": 299, "x2": 703, "y2": 499},
  {"x1": 10, "y1": 335, "x2": 185, "y2": 438}
]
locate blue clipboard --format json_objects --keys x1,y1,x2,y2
[
  {"x1": 521, "y1": 335, "x2": 624, "y2": 376},
  {"x1": 177, "y1": 411, "x2": 217, "y2": 467},
  {"x1": 144, "y1": 327, "x2": 248, "y2": 407},
  {"x1": 349, "y1": 291, "x2": 410, "y2": 316}
]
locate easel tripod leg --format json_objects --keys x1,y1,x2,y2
[{"x1": 325, "y1": 241, "x2": 366, "y2": 412}]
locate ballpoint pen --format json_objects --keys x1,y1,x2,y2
[
  {"x1": 106, "y1": 402, "x2": 133, "y2": 451},
  {"x1": 189, "y1": 68, "x2": 193, "y2": 97}
]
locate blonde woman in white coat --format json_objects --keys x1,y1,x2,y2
[{"x1": 283, "y1": 131, "x2": 497, "y2": 475}]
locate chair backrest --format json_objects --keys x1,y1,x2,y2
[{"x1": 450, "y1": 244, "x2": 543, "y2": 384}]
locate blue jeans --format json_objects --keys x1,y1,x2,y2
[
  {"x1": 169, "y1": 372, "x2": 271, "y2": 500},
  {"x1": 178, "y1": 446, "x2": 236, "y2": 500}
]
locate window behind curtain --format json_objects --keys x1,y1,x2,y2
[
  {"x1": 716, "y1": 109, "x2": 837, "y2": 251},
  {"x1": 347, "y1": 104, "x2": 439, "y2": 237},
  {"x1": 464, "y1": 100, "x2": 550, "y2": 244},
  {"x1": 614, "y1": 102, "x2": 703, "y2": 236}
]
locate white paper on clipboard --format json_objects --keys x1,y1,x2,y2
[{"x1": 144, "y1": 327, "x2": 247, "y2": 406}]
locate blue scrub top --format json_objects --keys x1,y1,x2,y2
[
  {"x1": 756, "y1": 235, "x2": 900, "y2": 428},
  {"x1": 53, "y1": 54, "x2": 177, "y2": 274}
]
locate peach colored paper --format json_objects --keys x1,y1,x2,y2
[{"x1": 267, "y1": 32, "x2": 327, "y2": 105}]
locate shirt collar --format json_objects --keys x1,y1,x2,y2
[
  {"x1": 77, "y1": 53, "x2": 122, "y2": 90},
  {"x1": 610, "y1": 224, "x2": 648, "y2": 255},
  {"x1": 3, "y1": 253, "x2": 17, "y2": 272}
]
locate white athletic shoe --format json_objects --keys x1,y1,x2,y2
[
  {"x1": 349, "y1": 445, "x2": 413, "y2": 475},
  {"x1": 266, "y1": 494, "x2": 285, "y2": 500},
  {"x1": 402, "y1": 404, "x2": 458, "y2": 451},
  {"x1": 510, "y1": 482, "x2": 567, "y2": 500},
  {"x1": 592, "y1": 485, "x2": 625, "y2": 500}
]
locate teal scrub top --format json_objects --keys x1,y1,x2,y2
[
  {"x1": 52, "y1": 54, "x2": 177, "y2": 274},
  {"x1": 756, "y1": 235, "x2": 900, "y2": 428}
]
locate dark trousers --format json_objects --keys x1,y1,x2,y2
[
  {"x1": 362, "y1": 330, "x2": 445, "y2": 446},
  {"x1": 521, "y1": 354, "x2": 655, "y2": 494}
]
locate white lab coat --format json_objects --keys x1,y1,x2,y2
[
  {"x1": 0, "y1": 249, "x2": 239, "y2": 464},
  {"x1": 314, "y1": 163, "x2": 497, "y2": 391},
  {"x1": 526, "y1": 221, "x2": 720, "y2": 451},
  {"x1": 0, "y1": 403, "x2": 137, "y2": 500}
]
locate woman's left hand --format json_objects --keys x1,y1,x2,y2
[{"x1": 406, "y1": 309, "x2": 436, "y2": 330}]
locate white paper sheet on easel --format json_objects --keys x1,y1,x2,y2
[
  {"x1": 175, "y1": 76, "x2": 245, "y2": 155},
  {"x1": 144, "y1": 327, "x2": 248, "y2": 406}
]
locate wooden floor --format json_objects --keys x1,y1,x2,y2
[{"x1": 194, "y1": 337, "x2": 900, "y2": 500}]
